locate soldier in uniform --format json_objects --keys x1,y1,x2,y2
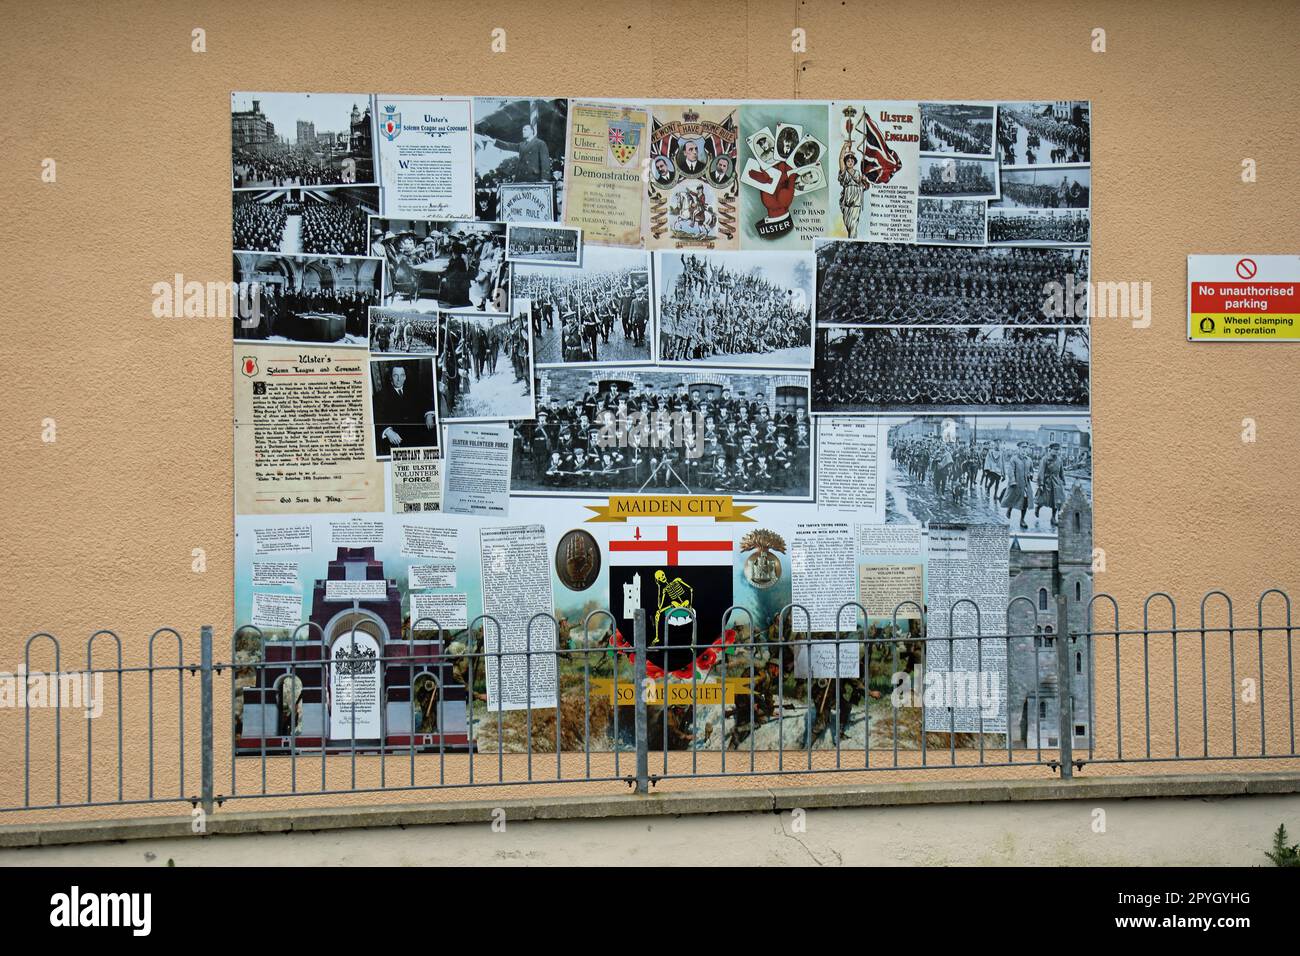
[{"x1": 1001, "y1": 440, "x2": 1033, "y2": 530}]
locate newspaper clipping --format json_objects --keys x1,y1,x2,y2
[
  {"x1": 479, "y1": 525, "x2": 558, "y2": 711},
  {"x1": 391, "y1": 446, "x2": 443, "y2": 515}
]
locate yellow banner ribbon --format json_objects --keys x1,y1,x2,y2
[
  {"x1": 584, "y1": 495, "x2": 756, "y2": 523},
  {"x1": 589, "y1": 676, "x2": 757, "y2": 706}
]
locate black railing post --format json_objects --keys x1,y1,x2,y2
[
  {"x1": 1056, "y1": 596, "x2": 1073, "y2": 779},
  {"x1": 633, "y1": 609, "x2": 649, "y2": 795},
  {"x1": 200, "y1": 625, "x2": 214, "y2": 815}
]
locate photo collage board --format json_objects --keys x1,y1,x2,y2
[{"x1": 231, "y1": 93, "x2": 1094, "y2": 755}]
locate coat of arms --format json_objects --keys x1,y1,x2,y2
[
  {"x1": 380, "y1": 105, "x2": 402, "y2": 141},
  {"x1": 608, "y1": 117, "x2": 642, "y2": 166}
]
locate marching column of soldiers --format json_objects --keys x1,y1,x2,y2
[
  {"x1": 512, "y1": 381, "x2": 812, "y2": 496},
  {"x1": 890, "y1": 433, "x2": 1084, "y2": 528},
  {"x1": 514, "y1": 269, "x2": 649, "y2": 363}
]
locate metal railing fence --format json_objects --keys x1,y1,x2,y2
[{"x1": 2, "y1": 588, "x2": 1294, "y2": 817}]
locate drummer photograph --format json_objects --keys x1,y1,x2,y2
[{"x1": 370, "y1": 216, "x2": 509, "y2": 314}]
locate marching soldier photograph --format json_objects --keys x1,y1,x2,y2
[{"x1": 513, "y1": 246, "x2": 652, "y2": 365}]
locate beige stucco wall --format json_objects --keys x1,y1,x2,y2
[{"x1": 2, "y1": 0, "x2": 1298, "y2": 823}]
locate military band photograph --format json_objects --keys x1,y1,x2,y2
[
  {"x1": 511, "y1": 368, "x2": 814, "y2": 500},
  {"x1": 370, "y1": 356, "x2": 439, "y2": 458},
  {"x1": 996, "y1": 101, "x2": 1091, "y2": 166},
  {"x1": 232, "y1": 252, "x2": 380, "y2": 346},
  {"x1": 812, "y1": 326, "x2": 1091, "y2": 414},
  {"x1": 370, "y1": 217, "x2": 509, "y2": 313},
  {"x1": 368, "y1": 307, "x2": 439, "y2": 354},
  {"x1": 505, "y1": 223, "x2": 582, "y2": 265},
  {"x1": 232, "y1": 186, "x2": 379, "y2": 256},
  {"x1": 436, "y1": 304, "x2": 536, "y2": 423},
  {"x1": 513, "y1": 246, "x2": 652, "y2": 366},
  {"x1": 232, "y1": 92, "x2": 376, "y2": 188},
  {"x1": 883, "y1": 414, "x2": 1092, "y2": 534},
  {"x1": 655, "y1": 250, "x2": 815, "y2": 369},
  {"x1": 919, "y1": 102, "x2": 996, "y2": 158},
  {"x1": 815, "y1": 241, "x2": 1089, "y2": 326}
]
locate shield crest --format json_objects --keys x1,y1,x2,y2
[
  {"x1": 380, "y1": 110, "x2": 402, "y2": 142},
  {"x1": 608, "y1": 118, "x2": 641, "y2": 166},
  {"x1": 240, "y1": 356, "x2": 258, "y2": 377}
]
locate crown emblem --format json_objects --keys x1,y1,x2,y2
[{"x1": 682, "y1": 109, "x2": 699, "y2": 123}]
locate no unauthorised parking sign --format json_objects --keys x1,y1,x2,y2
[{"x1": 1188, "y1": 254, "x2": 1300, "y2": 341}]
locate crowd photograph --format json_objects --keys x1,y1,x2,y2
[
  {"x1": 511, "y1": 370, "x2": 813, "y2": 499},
  {"x1": 370, "y1": 357, "x2": 439, "y2": 458},
  {"x1": 883, "y1": 414, "x2": 1092, "y2": 532},
  {"x1": 506, "y1": 224, "x2": 581, "y2": 265},
  {"x1": 232, "y1": 252, "x2": 380, "y2": 345},
  {"x1": 368, "y1": 307, "x2": 439, "y2": 354},
  {"x1": 812, "y1": 326, "x2": 1091, "y2": 414},
  {"x1": 997, "y1": 101, "x2": 1091, "y2": 166},
  {"x1": 472, "y1": 97, "x2": 568, "y2": 220},
  {"x1": 371, "y1": 217, "x2": 509, "y2": 313},
  {"x1": 655, "y1": 250, "x2": 815, "y2": 368},
  {"x1": 988, "y1": 207, "x2": 1091, "y2": 245},
  {"x1": 815, "y1": 241, "x2": 1089, "y2": 326},
  {"x1": 513, "y1": 246, "x2": 652, "y2": 365},
  {"x1": 915, "y1": 198, "x2": 987, "y2": 245},
  {"x1": 437, "y1": 305, "x2": 536, "y2": 422},
  {"x1": 919, "y1": 102, "x2": 996, "y2": 157},
  {"x1": 918, "y1": 155, "x2": 999, "y2": 199},
  {"x1": 231, "y1": 92, "x2": 375, "y2": 188},
  {"x1": 232, "y1": 187, "x2": 378, "y2": 256}
]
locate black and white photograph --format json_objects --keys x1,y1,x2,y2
[
  {"x1": 513, "y1": 246, "x2": 652, "y2": 366},
  {"x1": 655, "y1": 250, "x2": 815, "y2": 368},
  {"x1": 997, "y1": 101, "x2": 1091, "y2": 166},
  {"x1": 816, "y1": 241, "x2": 1089, "y2": 326},
  {"x1": 368, "y1": 307, "x2": 439, "y2": 354},
  {"x1": 436, "y1": 303, "x2": 536, "y2": 423},
  {"x1": 511, "y1": 368, "x2": 813, "y2": 499},
  {"x1": 472, "y1": 97, "x2": 568, "y2": 221},
  {"x1": 232, "y1": 252, "x2": 380, "y2": 345},
  {"x1": 917, "y1": 155, "x2": 1000, "y2": 200},
  {"x1": 812, "y1": 326, "x2": 1091, "y2": 414},
  {"x1": 370, "y1": 356, "x2": 439, "y2": 458},
  {"x1": 994, "y1": 167, "x2": 1091, "y2": 210},
  {"x1": 883, "y1": 414, "x2": 1092, "y2": 534},
  {"x1": 919, "y1": 102, "x2": 997, "y2": 158},
  {"x1": 505, "y1": 223, "x2": 582, "y2": 265},
  {"x1": 370, "y1": 217, "x2": 508, "y2": 312},
  {"x1": 988, "y1": 206, "x2": 1091, "y2": 245},
  {"x1": 915, "y1": 198, "x2": 987, "y2": 246},
  {"x1": 232, "y1": 186, "x2": 378, "y2": 256},
  {"x1": 231, "y1": 92, "x2": 375, "y2": 188}
]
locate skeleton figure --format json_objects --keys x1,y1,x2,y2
[{"x1": 652, "y1": 570, "x2": 693, "y2": 644}]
